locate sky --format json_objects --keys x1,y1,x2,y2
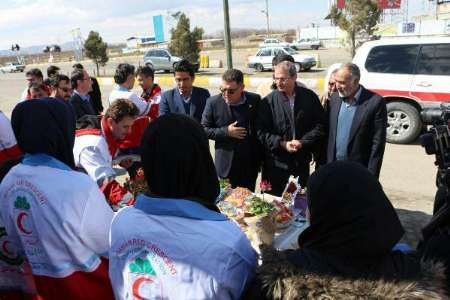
[{"x1": 0, "y1": 0, "x2": 431, "y2": 50}]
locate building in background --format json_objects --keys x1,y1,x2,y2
[{"x1": 122, "y1": 14, "x2": 171, "y2": 53}]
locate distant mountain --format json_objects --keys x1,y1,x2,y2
[{"x1": 0, "y1": 41, "x2": 77, "y2": 57}]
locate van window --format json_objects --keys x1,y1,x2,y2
[
  {"x1": 416, "y1": 44, "x2": 450, "y2": 76},
  {"x1": 365, "y1": 45, "x2": 419, "y2": 74},
  {"x1": 259, "y1": 48, "x2": 272, "y2": 56}
]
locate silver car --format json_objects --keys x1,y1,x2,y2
[{"x1": 143, "y1": 49, "x2": 199, "y2": 73}]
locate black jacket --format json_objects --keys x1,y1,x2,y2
[
  {"x1": 201, "y1": 91, "x2": 262, "y2": 177},
  {"x1": 256, "y1": 86, "x2": 326, "y2": 172},
  {"x1": 327, "y1": 86, "x2": 387, "y2": 178},
  {"x1": 69, "y1": 93, "x2": 97, "y2": 120}
]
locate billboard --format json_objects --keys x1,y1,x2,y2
[
  {"x1": 378, "y1": 0, "x2": 401, "y2": 9},
  {"x1": 336, "y1": 0, "x2": 401, "y2": 10}
]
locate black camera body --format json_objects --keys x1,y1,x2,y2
[{"x1": 420, "y1": 103, "x2": 450, "y2": 239}]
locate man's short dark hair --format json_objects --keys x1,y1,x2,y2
[
  {"x1": 105, "y1": 99, "x2": 140, "y2": 123},
  {"x1": 26, "y1": 68, "x2": 43, "y2": 79},
  {"x1": 136, "y1": 66, "x2": 154, "y2": 78},
  {"x1": 72, "y1": 63, "x2": 84, "y2": 70},
  {"x1": 47, "y1": 65, "x2": 60, "y2": 78},
  {"x1": 49, "y1": 74, "x2": 70, "y2": 88},
  {"x1": 114, "y1": 63, "x2": 135, "y2": 84},
  {"x1": 174, "y1": 59, "x2": 195, "y2": 77},
  {"x1": 272, "y1": 54, "x2": 295, "y2": 67},
  {"x1": 222, "y1": 69, "x2": 244, "y2": 85},
  {"x1": 29, "y1": 82, "x2": 48, "y2": 93},
  {"x1": 70, "y1": 68, "x2": 84, "y2": 89}
]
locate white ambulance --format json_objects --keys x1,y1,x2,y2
[{"x1": 328, "y1": 37, "x2": 450, "y2": 144}]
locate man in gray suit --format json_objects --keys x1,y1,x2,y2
[
  {"x1": 159, "y1": 60, "x2": 210, "y2": 123},
  {"x1": 202, "y1": 69, "x2": 262, "y2": 191}
]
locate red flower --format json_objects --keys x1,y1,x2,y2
[{"x1": 260, "y1": 180, "x2": 272, "y2": 192}]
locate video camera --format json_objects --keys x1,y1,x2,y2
[{"x1": 420, "y1": 102, "x2": 450, "y2": 239}]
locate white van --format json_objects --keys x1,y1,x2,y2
[{"x1": 328, "y1": 37, "x2": 450, "y2": 144}]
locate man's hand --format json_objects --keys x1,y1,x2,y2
[
  {"x1": 227, "y1": 121, "x2": 247, "y2": 139},
  {"x1": 282, "y1": 139, "x2": 302, "y2": 153},
  {"x1": 119, "y1": 159, "x2": 134, "y2": 169}
]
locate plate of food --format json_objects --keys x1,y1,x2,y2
[{"x1": 272, "y1": 201, "x2": 295, "y2": 231}]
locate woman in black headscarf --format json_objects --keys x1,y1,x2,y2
[
  {"x1": 245, "y1": 161, "x2": 447, "y2": 299},
  {"x1": 0, "y1": 98, "x2": 115, "y2": 299},
  {"x1": 140, "y1": 112, "x2": 220, "y2": 211},
  {"x1": 12, "y1": 97, "x2": 76, "y2": 168},
  {"x1": 109, "y1": 114, "x2": 257, "y2": 300}
]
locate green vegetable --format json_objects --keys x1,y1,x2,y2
[
  {"x1": 219, "y1": 178, "x2": 231, "y2": 190},
  {"x1": 248, "y1": 196, "x2": 275, "y2": 216}
]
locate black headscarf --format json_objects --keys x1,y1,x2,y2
[
  {"x1": 11, "y1": 98, "x2": 76, "y2": 169},
  {"x1": 294, "y1": 161, "x2": 419, "y2": 279},
  {"x1": 140, "y1": 114, "x2": 220, "y2": 212}
]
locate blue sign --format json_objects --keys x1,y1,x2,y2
[{"x1": 153, "y1": 15, "x2": 165, "y2": 43}]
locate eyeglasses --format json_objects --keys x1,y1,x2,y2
[
  {"x1": 220, "y1": 87, "x2": 240, "y2": 95},
  {"x1": 273, "y1": 77, "x2": 292, "y2": 84}
]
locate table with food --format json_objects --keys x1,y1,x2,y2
[{"x1": 217, "y1": 177, "x2": 309, "y2": 251}]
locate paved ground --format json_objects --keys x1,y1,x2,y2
[{"x1": 0, "y1": 47, "x2": 437, "y2": 245}]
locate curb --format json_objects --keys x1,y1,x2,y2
[{"x1": 97, "y1": 76, "x2": 325, "y2": 92}]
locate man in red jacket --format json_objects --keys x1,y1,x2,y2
[{"x1": 73, "y1": 99, "x2": 140, "y2": 210}]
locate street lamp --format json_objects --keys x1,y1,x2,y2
[{"x1": 261, "y1": 0, "x2": 270, "y2": 38}]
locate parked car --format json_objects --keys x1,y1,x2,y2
[
  {"x1": 248, "y1": 47, "x2": 316, "y2": 72},
  {"x1": 259, "y1": 38, "x2": 290, "y2": 48},
  {"x1": 0, "y1": 62, "x2": 25, "y2": 73},
  {"x1": 291, "y1": 38, "x2": 322, "y2": 50},
  {"x1": 143, "y1": 49, "x2": 199, "y2": 73},
  {"x1": 325, "y1": 37, "x2": 450, "y2": 144}
]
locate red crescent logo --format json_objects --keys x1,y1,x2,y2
[
  {"x1": 132, "y1": 277, "x2": 153, "y2": 300},
  {"x1": 1, "y1": 241, "x2": 13, "y2": 256},
  {"x1": 16, "y1": 212, "x2": 32, "y2": 235}
]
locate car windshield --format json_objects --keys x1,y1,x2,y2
[{"x1": 283, "y1": 47, "x2": 297, "y2": 55}]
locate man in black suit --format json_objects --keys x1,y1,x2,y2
[
  {"x1": 202, "y1": 69, "x2": 262, "y2": 191},
  {"x1": 159, "y1": 60, "x2": 210, "y2": 123},
  {"x1": 327, "y1": 63, "x2": 387, "y2": 178},
  {"x1": 73, "y1": 63, "x2": 103, "y2": 115},
  {"x1": 70, "y1": 68, "x2": 97, "y2": 120},
  {"x1": 257, "y1": 61, "x2": 326, "y2": 196}
]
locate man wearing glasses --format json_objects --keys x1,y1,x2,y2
[
  {"x1": 201, "y1": 69, "x2": 262, "y2": 191},
  {"x1": 70, "y1": 68, "x2": 96, "y2": 119},
  {"x1": 49, "y1": 74, "x2": 72, "y2": 101},
  {"x1": 256, "y1": 61, "x2": 326, "y2": 196},
  {"x1": 159, "y1": 59, "x2": 210, "y2": 123}
]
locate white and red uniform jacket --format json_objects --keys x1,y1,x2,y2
[
  {"x1": 0, "y1": 112, "x2": 22, "y2": 165},
  {"x1": 0, "y1": 153, "x2": 115, "y2": 299},
  {"x1": 108, "y1": 86, "x2": 151, "y2": 117},
  {"x1": 73, "y1": 118, "x2": 134, "y2": 210}
]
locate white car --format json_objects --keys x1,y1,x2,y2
[
  {"x1": 0, "y1": 62, "x2": 25, "y2": 73},
  {"x1": 248, "y1": 47, "x2": 316, "y2": 72},
  {"x1": 326, "y1": 37, "x2": 450, "y2": 144},
  {"x1": 259, "y1": 38, "x2": 290, "y2": 48},
  {"x1": 291, "y1": 38, "x2": 322, "y2": 50}
]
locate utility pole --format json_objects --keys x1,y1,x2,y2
[
  {"x1": 223, "y1": 0, "x2": 233, "y2": 69},
  {"x1": 265, "y1": 0, "x2": 270, "y2": 38}
]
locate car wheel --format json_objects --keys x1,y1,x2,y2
[
  {"x1": 145, "y1": 63, "x2": 154, "y2": 70},
  {"x1": 386, "y1": 102, "x2": 422, "y2": 144},
  {"x1": 295, "y1": 63, "x2": 302, "y2": 72},
  {"x1": 255, "y1": 64, "x2": 264, "y2": 72},
  {"x1": 312, "y1": 45, "x2": 319, "y2": 50}
]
